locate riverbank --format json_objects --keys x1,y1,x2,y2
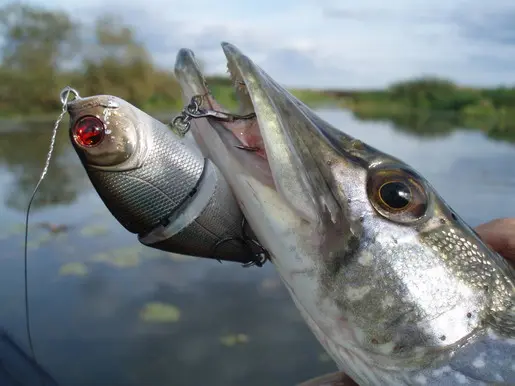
[
  {"x1": 2, "y1": 76, "x2": 515, "y2": 143},
  {"x1": 0, "y1": 78, "x2": 341, "y2": 121},
  {"x1": 341, "y1": 95, "x2": 515, "y2": 142},
  {"x1": 2, "y1": 3, "x2": 514, "y2": 139}
]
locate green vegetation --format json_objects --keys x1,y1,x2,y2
[
  {"x1": 24, "y1": 231, "x2": 52, "y2": 250},
  {"x1": 1, "y1": 3, "x2": 515, "y2": 141},
  {"x1": 0, "y1": 4, "x2": 184, "y2": 116},
  {"x1": 219, "y1": 333, "x2": 249, "y2": 347},
  {"x1": 140, "y1": 302, "x2": 181, "y2": 323},
  {"x1": 0, "y1": 223, "x2": 25, "y2": 240},
  {"x1": 79, "y1": 224, "x2": 109, "y2": 237},
  {"x1": 89, "y1": 243, "x2": 193, "y2": 268},
  {"x1": 338, "y1": 78, "x2": 515, "y2": 141},
  {"x1": 59, "y1": 262, "x2": 89, "y2": 276},
  {"x1": 91, "y1": 245, "x2": 147, "y2": 268}
]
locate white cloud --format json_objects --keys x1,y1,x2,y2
[{"x1": 6, "y1": 0, "x2": 515, "y2": 88}]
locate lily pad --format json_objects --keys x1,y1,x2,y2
[
  {"x1": 59, "y1": 262, "x2": 89, "y2": 277},
  {"x1": 140, "y1": 302, "x2": 181, "y2": 323},
  {"x1": 220, "y1": 333, "x2": 250, "y2": 347},
  {"x1": 80, "y1": 224, "x2": 109, "y2": 237},
  {"x1": 91, "y1": 245, "x2": 144, "y2": 268},
  {"x1": 0, "y1": 223, "x2": 26, "y2": 240},
  {"x1": 90, "y1": 244, "x2": 198, "y2": 268},
  {"x1": 24, "y1": 232, "x2": 53, "y2": 250}
]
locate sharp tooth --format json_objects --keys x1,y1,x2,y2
[
  {"x1": 225, "y1": 56, "x2": 253, "y2": 113},
  {"x1": 227, "y1": 61, "x2": 247, "y2": 94},
  {"x1": 236, "y1": 81, "x2": 249, "y2": 95}
]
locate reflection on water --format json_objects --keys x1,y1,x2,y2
[
  {"x1": 352, "y1": 108, "x2": 515, "y2": 144},
  {"x1": 0, "y1": 110, "x2": 515, "y2": 385},
  {"x1": 0, "y1": 119, "x2": 88, "y2": 212}
]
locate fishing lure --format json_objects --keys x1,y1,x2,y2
[
  {"x1": 65, "y1": 91, "x2": 268, "y2": 266},
  {"x1": 23, "y1": 88, "x2": 270, "y2": 371}
]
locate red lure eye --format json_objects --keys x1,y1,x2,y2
[{"x1": 73, "y1": 116, "x2": 105, "y2": 147}]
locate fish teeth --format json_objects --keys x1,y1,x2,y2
[
  {"x1": 235, "y1": 80, "x2": 249, "y2": 95},
  {"x1": 227, "y1": 62, "x2": 249, "y2": 95}
]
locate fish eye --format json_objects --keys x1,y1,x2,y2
[
  {"x1": 72, "y1": 116, "x2": 105, "y2": 148},
  {"x1": 69, "y1": 112, "x2": 136, "y2": 167},
  {"x1": 367, "y1": 167, "x2": 429, "y2": 223}
]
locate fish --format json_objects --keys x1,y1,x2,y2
[{"x1": 174, "y1": 43, "x2": 515, "y2": 385}]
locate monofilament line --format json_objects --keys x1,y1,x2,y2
[{"x1": 23, "y1": 87, "x2": 80, "y2": 365}]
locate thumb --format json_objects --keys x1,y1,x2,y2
[{"x1": 474, "y1": 218, "x2": 515, "y2": 263}]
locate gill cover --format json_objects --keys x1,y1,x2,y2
[{"x1": 67, "y1": 95, "x2": 255, "y2": 263}]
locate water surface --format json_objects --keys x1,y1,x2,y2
[{"x1": 0, "y1": 109, "x2": 514, "y2": 386}]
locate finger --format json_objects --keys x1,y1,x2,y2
[{"x1": 474, "y1": 218, "x2": 515, "y2": 263}]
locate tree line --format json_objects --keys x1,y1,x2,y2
[
  {"x1": 1, "y1": 3, "x2": 515, "y2": 122},
  {"x1": 0, "y1": 3, "x2": 196, "y2": 116}
]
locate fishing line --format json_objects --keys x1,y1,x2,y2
[{"x1": 23, "y1": 87, "x2": 80, "y2": 366}]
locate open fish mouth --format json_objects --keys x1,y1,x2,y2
[
  {"x1": 174, "y1": 43, "x2": 268, "y2": 160},
  {"x1": 174, "y1": 42, "x2": 352, "y2": 226}
]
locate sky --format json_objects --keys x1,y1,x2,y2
[{"x1": 9, "y1": 0, "x2": 515, "y2": 89}]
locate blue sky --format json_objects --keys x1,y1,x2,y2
[{"x1": 10, "y1": 0, "x2": 515, "y2": 89}]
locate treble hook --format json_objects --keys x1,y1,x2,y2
[
  {"x1": 170, "y1": 94, "x2": 256, "y2": 135},
  {"x1": 211, "y1": 217, "x2": 269, "y2": 268}
]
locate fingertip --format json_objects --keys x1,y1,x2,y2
[{"x1": 475, "y1": 218, "x2": 515, "y2": 263}]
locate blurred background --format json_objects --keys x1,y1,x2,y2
[{"x1": 0, "y1": 1, "x2": 515, "y2": 385}]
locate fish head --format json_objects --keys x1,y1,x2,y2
[
  {"x1": 67, "y1": 95, "x2": 205, "y2": 236},
  {"x1": 175, "y1": 43, "x2": 515, "y2": 379},
  {"x1": 67, "y1": 95, "x2": 143, "y2": 168}
]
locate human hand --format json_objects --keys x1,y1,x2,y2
[{"x1": 475, "y1": 217, "x2": 515, "y2": 264}]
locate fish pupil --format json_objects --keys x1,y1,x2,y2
[{"x1": 379, "y1": 181, "x2": 411, "y2": 209}]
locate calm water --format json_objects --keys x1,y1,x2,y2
[{"x1": 1, "y1": 109, "x2": 515, "y2": 386}]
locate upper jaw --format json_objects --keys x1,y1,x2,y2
[{"x1": 174, "y1": 48, "x2": 211, "y2": 103}]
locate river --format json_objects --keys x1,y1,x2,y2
[{"x1": 0, "y1": 108, "x2": 514, "y2": 386}]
